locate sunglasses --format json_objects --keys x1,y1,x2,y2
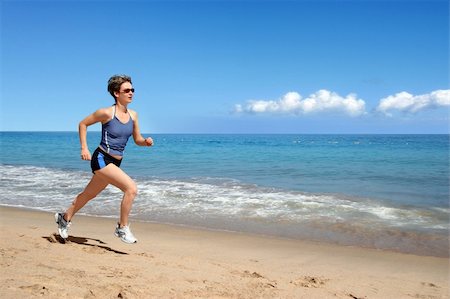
[{"x1": 121, "y1": 88, "x2": 135, "y2": 93}]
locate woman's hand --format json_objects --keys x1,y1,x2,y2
[
  {"x1": 81, "y1": 148, "x2": 91, "y2": 160},
  {"x1": 144, "y1": 137, "x2": 154, "y2": 147}
]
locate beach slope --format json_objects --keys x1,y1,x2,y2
[{"x1": 0, "y1": 206, "x2": 448, "y2": 298}]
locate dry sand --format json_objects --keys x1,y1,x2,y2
[{"x1": 0, "y1": 206, "x2": 448, "y2": 298}]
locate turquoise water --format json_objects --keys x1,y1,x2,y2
[{"x1": 1, "y1": 132, "x2": 449, "y2": 256}]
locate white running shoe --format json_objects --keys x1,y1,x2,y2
[
  {"x1": 54, "y1": 212, "x2": 71, "y2": 239},
  {"x1": 114, "y1": 223, "x2": 137, "y2": 244}
]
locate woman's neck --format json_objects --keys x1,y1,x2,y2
[{"x1": 115, "y1": 102, "x2": 128, "y2": 113}]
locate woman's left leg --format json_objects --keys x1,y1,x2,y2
[
  {"x1": 56, "y1": 173, "x2": 109, "y2": 239},
  {"x1": 64, "y1": 173, "x2": 109, "y2": 221}
]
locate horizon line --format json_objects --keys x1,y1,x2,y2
[{"x1": 1, "y1": 131, "x2": 449, "y2": 135}]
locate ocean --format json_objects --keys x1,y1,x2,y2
[{"x1": 1, "y1": 132, "x2": 449, "y2": 257}]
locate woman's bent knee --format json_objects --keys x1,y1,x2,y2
[{"x1": 125, "y1": 183, "x2": 138, "y2": 198}]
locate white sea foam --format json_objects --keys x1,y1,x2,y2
[{"x1": 1, "y1": 164, "x2": 448, "y2": 232}]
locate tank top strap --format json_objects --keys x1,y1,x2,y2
[{"x1": 112, "y1": 105, "x2": 116, "y2": 120}]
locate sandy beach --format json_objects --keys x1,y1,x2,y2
[{"x1": 0, "y1": 206, "x2": 448, "y2": 299}]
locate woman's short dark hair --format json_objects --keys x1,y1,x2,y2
[{"x1": 107, "y1": 75, "x2": 132, "y2": 99}]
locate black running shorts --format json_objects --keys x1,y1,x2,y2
[{"x1": 91, "y1": 147, "x2": 122, "y2": 173}]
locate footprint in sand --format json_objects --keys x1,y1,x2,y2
[
  {"x1": 82, "y1": 246, "x2": 109, "y2": 254},
  {"x1": 19, "y1": 284, "x2": 49, "y2": 296},
  {"x1": 238, "y1": 271, "x2": 277, "y2": 289},
  {"x1": 243, "y1": 271, "x2": 264, "y2": 279},
  {"x1": 1, "y1": 247, "x2": 27, "y2": 258},
  {"x1": 290, "y1": 276, "x2": 328, "y2": 288},
  {"x1": 42, "y1": 234, "x2": 64, "y2": 244},
  {"x1": 137, "y1": 252, "x2": 154, "y2": 258},
  {"x1": 421, "y1": 282, "x2": 439, "y2": 288}
]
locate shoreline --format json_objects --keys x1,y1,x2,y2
[
  {"x1": 2, "y1": 203, "x2": 448, "y2": 258},
  {"x1": 1, "y1": 206, "x2": 448, "y2": 298}
]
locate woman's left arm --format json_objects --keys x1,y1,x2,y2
[{"x1": 131, "y1": 110, "x2": 153, "y2": 147}]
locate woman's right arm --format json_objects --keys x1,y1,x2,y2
[{"x1": 79, "y1": 108, "x2": 111, "y2": 161}]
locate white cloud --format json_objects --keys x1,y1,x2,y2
[
  {"x1": 376, "y1": 90, "x2": 450, "y2": 116},
  {"x1": 234, "y1": 90, "x2": 366, "y2": 117}
]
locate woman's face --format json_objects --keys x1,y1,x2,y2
[{"x1": 114, "y1": 82, "x2": 134, "y2": 105}]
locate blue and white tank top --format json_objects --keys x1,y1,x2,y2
[{"x1": 99, "y1": 105, "x2": 134, "y2": 156}]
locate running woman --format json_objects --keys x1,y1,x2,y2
[{"x1": 55, "y1": 75, "x2": 153, "y2": 243}]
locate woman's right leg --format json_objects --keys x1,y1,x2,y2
[
  {"x1": 64, "y1": 173, "x2": 109, "y2": 221},
  {"x1": 92, "y1": 164, "x2": 138, "y2": 243},
  {"x1": 92, "y1": 164, "x2": 137, "y2": 227}
]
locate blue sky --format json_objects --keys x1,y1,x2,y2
[{"x1": 1, "y1": 0, "x2": 449, "y2": 133}]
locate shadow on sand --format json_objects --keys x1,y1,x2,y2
[{"x1": 42, "y1": 233, "x2": 128, "y2": 255}]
